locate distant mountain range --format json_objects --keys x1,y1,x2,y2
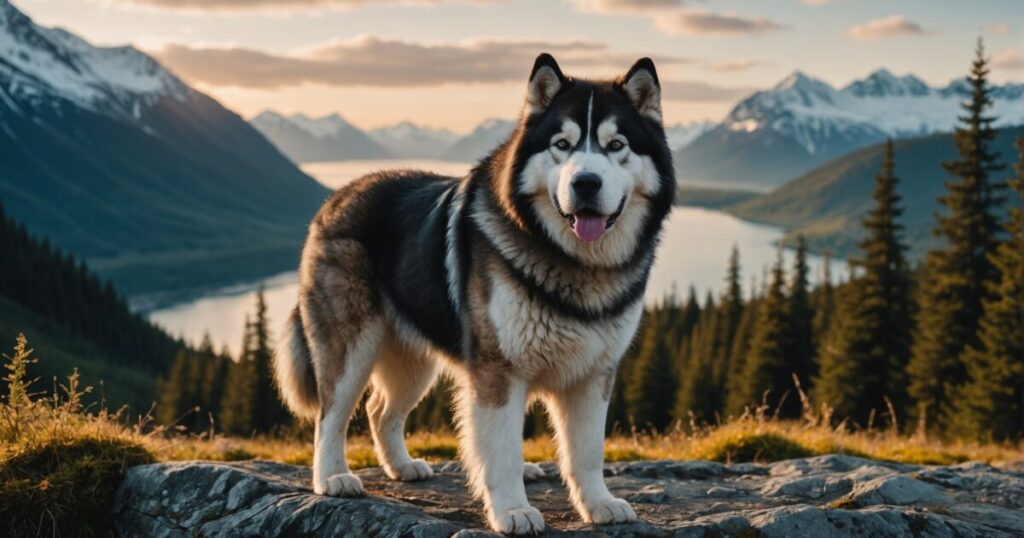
[
  {"x1": 716, "y1": 125, "x2": 1024, "y2": 259},
  {"x1": 0, "y1": 0, "x2": 329, "y2": 299},
  {"x1": 251, "y1": 113, "x2": 713, "y2": 164},
  {"x1": 250, "y1": 111, "x2": 392, "y2": 161},
  {"x1": 676, "y1": 69, "x2": 1024, "y2": 190}
]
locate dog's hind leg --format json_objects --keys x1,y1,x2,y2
[
  {"x1": 366, "y1": 337, "x2": 439, "y2": 481},
  {"x1": 300, "y1": 239, "x2": 383, "y2": 497},
  {"x1": 546, "y1": 371, "x2": 637, "y2": 525}
]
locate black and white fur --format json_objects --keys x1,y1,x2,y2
[{"x1": 274, "y1": 53, "x2": 675, "y2": 534}]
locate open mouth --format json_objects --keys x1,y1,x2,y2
[{"x1": 556, "y1": 196, "x2": 626, "y2": 242}]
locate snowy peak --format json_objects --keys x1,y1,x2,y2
[
  {"x1": 844, "y1": 69, "x2": 929, "y2": 97},
  {"x1": 720, "y1": 68, "x2": 1024, "y2": 154},
  {"x1": 0, "y1": 0, "x2": 188, "y2": 117},
  {"x1": 287, "y1": 113, "x2": 358, "y2": 139}
]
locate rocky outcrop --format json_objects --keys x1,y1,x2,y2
[{"x1": 113, "y1": 455, "x2": 1024, "y2": 537}]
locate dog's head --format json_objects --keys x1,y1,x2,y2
[{"x1": 497, "y1": 53, "x2": 675, "y2": 267}]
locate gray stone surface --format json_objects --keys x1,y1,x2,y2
[{"x1": 113, "y1": 454, "x2": 1024, "y2": 537}]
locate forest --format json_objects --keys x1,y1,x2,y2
[{"x1": 157, "y1": 45, "x2": 1023, "y2": 443}]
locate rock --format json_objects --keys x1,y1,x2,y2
[
  {"x1": 845, "y1": 475, "x2": 950, "y2": 506},
  {"x1": 113, "y1": 456, "x2": 1024, "y2": 537}
]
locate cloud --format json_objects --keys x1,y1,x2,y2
[
  {"x1": 154, "y1": 37, "x2": 692, "y2": 88},
  {"x1": 847, "y1": 15, "x2": 930, "y2": 40},
  {"x1": 661, "y1": 80, "x2": 756, "y2": 102},
  {"x1": 653, "y1": 10, "x2": 787, "y2": 37},
  {"x1": 108, "y1": 0, "x2": 500, "y2": 12},
  {"x1": 986, "y1": 23, "x2": 1011, "y2": 36},
  {"x1": 991, "y1": 47, "x2": 1024, "y2": 70},
  {"x1": 800, "y1": 0, "x2": 833, "y2": 4},
  {"x1": 706, "y1": 59, "x2": 763, "y2": 72},
  {"x1": 566, "y1": 0, "x2": 685, "y2": 15}
]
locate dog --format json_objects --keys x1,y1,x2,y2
[{"x1": 274, "y1": 53, "x2": 675, "y2": 534}]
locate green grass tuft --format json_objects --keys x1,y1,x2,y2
[
  {"x1": 1, "y1": 437, "x2": 153, "y2": 537},
  {"x1": 693, "y1": 432, "x2": 814, "y2": 463}
]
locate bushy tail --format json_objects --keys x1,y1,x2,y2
[{"x1": 273, "y1": 306, "x2": 319, "y2": 420}]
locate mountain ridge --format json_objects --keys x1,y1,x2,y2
[{"x1": 676, "y1": 68, "x2": 1023, "y2": 189}]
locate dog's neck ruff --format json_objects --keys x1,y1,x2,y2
[{"x1": 465, "y1": 189, "x2": 652, "y2": 321}]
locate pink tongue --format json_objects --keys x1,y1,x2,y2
[{"x1": 573, "y1": 215, "x2": 609, "y2": 242}]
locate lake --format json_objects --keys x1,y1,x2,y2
[{"x1": 149, "y1": 159, "x2": 842, "y2": 355}]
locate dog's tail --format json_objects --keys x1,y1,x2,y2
[{"x1": 273, "y1": 305, "x2": 320, "y2": 420}]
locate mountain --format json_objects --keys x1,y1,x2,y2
[
  {"x1": 728, "y1": 125, "x2": 1024, "y2": 259},
  {"x1": 368, "y1": 122, "x2": 459, "y2": 159},
  {"x1": 0, "y1": 0, "x2": 329, "y2": 299},
  {"x1": 664, "y1": 120, "x2": 714, "y2": 152},
  {"x1": 676, "y1": 69, "x2": 1024, "y2": 190},
  {"x1": 250, "y1": 111, "x2": 392, "y2": 162},
  {"x1": 441, "y1": 118, "x2": 516, "y2": 162}
]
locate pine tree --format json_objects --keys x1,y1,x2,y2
[
  {"x1": 735, "y1": 251, "x2": 793, "y2": 416},
  {"x1": 714, "y1": 247, "x2": 745, "y2": 393},
  {"x1": 811, "y1": 251, "x2": 835, "y2": 356},
  {"x1": 787, "y1": 236, "x2": 815, "y2": 403},
  {"x1": 907, "y1": 40, "x2": 1006, "y2": 430},
  {"x1": 950, "y1": 137, "x2": 1024, "y2": 441},
  {"x1": 815, "y1": 140, "x2": 913, "y2": 424},
  {"x1": 219, "y1": 315, "x2": 257, "y2": 436},
  {"x1": 624, "y1": 311, "x2": 678, "y2": 431},
  {"x1": 248, "y1": 287, "x2": 291, "y2": 432},
  {"x1": 157, "y1": 349, "x2": 196, "y2": 426}
]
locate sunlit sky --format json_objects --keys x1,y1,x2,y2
[{"x1": 14, "y1": 0, "x2": 1023, "y2": 132}]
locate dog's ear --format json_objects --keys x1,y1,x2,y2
[
  {"x1": 621, "y1": 58, "x2": 662, "y2": 122},
  {"x1": 526, "y1": 53, "x2": 566, "y2": 114}
]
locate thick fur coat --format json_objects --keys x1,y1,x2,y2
[{"x1": 274, "y1": 53, "x2": 675, "y2": 534}]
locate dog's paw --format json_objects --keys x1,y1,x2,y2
[
  {"x1": 391, "y1": 459, "x2": 434, "y2": 482},
  {"x1": 489, "y1": 506, "x2": 545, "y2": 535},
  {"x1": 317, "y1": 473, "x2": 365, "y2": 497},
  {"x1": 523, "y1": 462, "x2": 546, "y2": 482},
  {"x1": 586, "y1": 497, "x2": 637, "y2": 525}
]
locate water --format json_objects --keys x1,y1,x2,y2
[{"x1": 149, "y1": 160, "x2": 842, "y2": 355}]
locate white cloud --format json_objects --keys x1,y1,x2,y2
[
  {"x1": 847, "y1": 15, "x2": 931, "y2": 40},
  {"x1": 154, "y1": 37, "x2": 692, "y2": 88},
  {"x1": 567, "y1": 0, "x2": 684, "y2": 15},
  {"x1": 108, "y1": 0, "x2": 501, "y2": 13},
  {"x1": 992, "y1": 47, "x2": 1024, "y2": 70},
  {"x1": 654, "y1": 10, "x2": 787, "y2": 37}
]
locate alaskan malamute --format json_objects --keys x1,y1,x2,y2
[{"x1": 274, "y1": 53, "x2": 675, "y2": 534}]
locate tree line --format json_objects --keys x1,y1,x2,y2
[
  {"x1": 0, "y1": 203, "x2": 181, "y2": 374},
  {"x1": 157, "y1": 42, "x2": 1022, "y2": 442}
]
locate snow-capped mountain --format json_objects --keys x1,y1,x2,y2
[
  {"x1": 368, "y1": 122, "x2": 459, "y2": 159},
  {"x1": 677, "y1": 69, "x2": 1024, "y2": 189},
  {"x1": 0, "y1": 0, "x2": 189, "y2": 120},
  {"x1": 250, "y1": 111, "x2": 392, "y2": 162},
  {"x1": 441, "y1": 118, "x2": 516, "y2": 162},
  {"x1": 664, "y1": 120, "x2": 714, "y2": 151},
  {"x1": 0, "y1": 0, "x2": 328, "y2": 296}
]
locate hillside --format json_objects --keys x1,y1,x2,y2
[
  {"x1": 0, "y1": 204, "x2": 182, "y2": 411},
  {"x1": 676, "y1": 70, "x2": 1024, "y2": 190},
  {"x1": 729, "y1": 125, "x2": 1024, "y2": 258},
  {"x1": 250, "y1": 111, "x2": 393, "y2": 162},
  {"x1": 0, "y1": 1, "x2": 329, "y2": 298}
]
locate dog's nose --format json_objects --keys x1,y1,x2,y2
[{"x1": 571, "y1": 173, "x2": 602, "y2": 199}]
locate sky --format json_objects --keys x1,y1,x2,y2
[{"x1": 13, "y1": 0, "x2": 1023, "y2": 132}]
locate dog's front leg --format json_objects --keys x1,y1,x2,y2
[
  {"x1": 548, "y1": 372, "x2": 637, "y2": 525},
  {"x1": 460, "y1": 375, "x2": 544, "y2": 535}
]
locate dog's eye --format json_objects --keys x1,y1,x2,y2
[
  {"x1": 608, "y1": 139, "x2": 626, "y2": 152},
  {"x1": 553, "y1": 139, "x2": 571, "y2": 151}
]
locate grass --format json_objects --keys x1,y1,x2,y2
[{"x1": 1, "y1": 335, "x2": 1020, "y2": 537}]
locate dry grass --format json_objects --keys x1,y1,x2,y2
[{"x1": 2, "y1": 335, "x2": 1021, "y2": 537}]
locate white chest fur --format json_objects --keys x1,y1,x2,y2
[{"x1": 485, "y1": 269, "x2": 643, "y2": 389}]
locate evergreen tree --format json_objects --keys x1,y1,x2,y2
[
  {"x1": 950, "y1": 137, "x2": 1024, "y2": 440},
  {"x1": 157, "y1": 349, "x2": 197, "y2": 426},
  {"x1": 735, "y1": 251, "x2": 793, "y2": 416},
  {"x1": 907, "y1": 40, "x2": 1006, "y2": 430},
  {"x1": 714, "y1": 247, "x2": 745, "y2": 394},
  {"x1": 219, "y1": 315, "x2": 257, "y2": 436},
  {"x1": 811, "y1": 251, "x2": 835, "y2": 355},
  {"x1": 624, "y1": 310, "x2": 678, "y2": 431},
  {"x1": 815, "y1": 140, "x2": 913, "y2": 424},
  {"x1": 787, "y1": 236, "x2": 815, "y2": 404},
  {"x1": 248, "y1": 287, "x2": 291, "y2": 432}
]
